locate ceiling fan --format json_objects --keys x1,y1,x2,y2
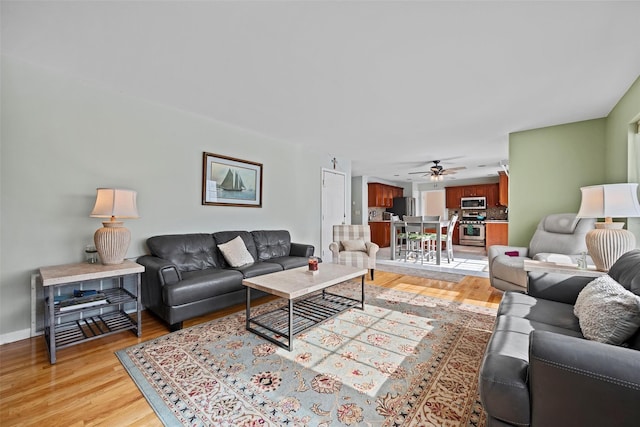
[{"x1": 408, "y1": 160, "x2": 466, "y2": 180}]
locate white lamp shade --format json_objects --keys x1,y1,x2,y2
[
  {"x1": 90, "y1": 188, "x2": 139, "y2": 219},
  {"x1": 576, "y1": 183, "x2": 640, "y2": 219},
  {"x1": 576, "y1": 183, "x2": 639, "y2": 271}
]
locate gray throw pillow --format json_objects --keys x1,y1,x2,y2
[
  {"x1": 574, "y1": 275, "x2": 640, "y2": 345},
  {"x1": 342, "y1": 239, "x2": 367, "y2": 252}
]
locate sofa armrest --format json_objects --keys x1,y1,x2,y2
[
  {"x1": 329, "y1": 242, "x2": 340, "y2": 259},
  {"x1": 290, "y1": 242, "x2": 314, "y2": 258},
  {"x1": 488, "y1": 245, "x2": 528, "y2": 263},
  {"x1": 527, "y1": 272, "x2": 593, "y2": 304},
  {"x1": 365, "y1": 242, "x2": 379, "y2": 257},
  {"x1": 529, "y1": 330, "x2": 640, "y2": 427},
  {"x1": 137, "y1": 255, "x2": 181, "y2": 308}
]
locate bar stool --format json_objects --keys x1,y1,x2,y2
[
  {"x1": 403, "y1": 216, "x2": 441, "y2": 264},
  {"x1": 427, "y1": 214, "x2": 458, "y2": 263}
]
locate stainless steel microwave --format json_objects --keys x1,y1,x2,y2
[{"x1": 461, "y1": 197, "x2": 486, "y2": 209}]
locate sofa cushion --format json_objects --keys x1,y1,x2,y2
[
  {"x1": 231, "y1": 261, "x2": 283, "y2": 279},
  {"x1": 491, "y1": 255, "x2": 528, "y2": 289},
  {"x1": 574, "y1": 275, "x2": 640, "y2": 345},
  {"x1": 164, "y1": 269, "x2": 244, "y2": 306},
  {"x1": 263, "y1": 256, "x2": 309, "y2": 270},
  {"x1": 147, "y1": 233, "x2": 220, "y2": 272},
  {"x1": 218, "y1": 236, "x2": 255, "y2": 267},
  {"x1": 251, "y1": 230, "x2": 291, "y2": 261},
  {"x1": 498, "y1": 292, "x2": 581, "y2": 332},
  {"x1": 213, "y1": 231, "x2": 258, "y2": 266},
  {"x1": 336, "y1": 251, "x2": 370, "y2": 269},
  {"x1": 607, "y1": 249, "x2": 640, "y2": 296}
]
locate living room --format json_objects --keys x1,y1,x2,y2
[{"x1": 2, "y1": 1, "x2": 640, "y2": 425}]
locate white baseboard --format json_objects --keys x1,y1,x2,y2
[{"x1": 0, "y1": 328, "x2": 33, "y2": 345}]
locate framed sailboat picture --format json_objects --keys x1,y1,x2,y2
[{"x1": 202, "y1": 152, "x2": 263, "y2": 207}]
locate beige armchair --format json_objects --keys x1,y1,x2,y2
[
  {"x1": 488, "y1": 213, "x2": 596, "y2": 292},
  {"x1": 329, "y1": 225, "x2": 379, "y2": 280}
]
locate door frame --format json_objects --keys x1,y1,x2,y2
[{"x1": 321, "y1": 168, "x2": 347, "y2": 261}]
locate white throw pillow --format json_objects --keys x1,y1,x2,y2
[
  {"x1": 218, "y1": 236, "x2": 254, "y2": 267},
  {"x1": 574, "y1": 275, "x2": 640, "y2": 345},
  {"x1": 342, "y1": 239, "x2": 367, "y2": 252}
]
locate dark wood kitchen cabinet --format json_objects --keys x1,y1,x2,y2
[
  {"x1": 445, "y1": 186, "x2": 463, "y2": 208},
  {"x1": 498, "y1": 171, "x2": 509, "y2": 206},
  {"x1": 485, "y1": 222, "x2": 508, "y2": 250},
  {"x1": 485, "y1": 183, "x2": 499, "y2": 207},
  {"x1": 446, "y1": 183, "x2": 499, "y2": 208},
  {"x1": 368, "y1": 183, "x2": 404, "y2": 208},
  {"x1": 452, "y1": 223, "x2": 460, "y2": 245},
  {"x1": 369, "y1": 221, "x2": 391, "y2": 247}
]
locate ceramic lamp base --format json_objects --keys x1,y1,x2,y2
[
  {"x1": 585, "y1": 226, "x2": 636, "y2": 272},
  {"x1": 94, "y1": 221, "x2": 131, "y2": 265}
]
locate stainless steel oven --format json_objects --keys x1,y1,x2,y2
[{"x1": 459, "y1": 223, "x2": 486, "y2": 246}]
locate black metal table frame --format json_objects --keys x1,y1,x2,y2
[
  {"x1": 245, "y1": 274, "x2": 365, "y2": 351},
  {"x1": 44, "y1": 273, "x2": 141, "y2": 364}
]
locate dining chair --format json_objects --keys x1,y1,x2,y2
[
  {"x1": 403, "y1": 215, "x2": 441, "y2": 263},
  {"x1": 428, "y1": 214, "x2": 458, "y2": 263},
  {"x1": 395, "y1": 220, "x2": 409, "y2": 258}
]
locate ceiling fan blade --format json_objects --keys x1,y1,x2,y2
[
  {"x1": 408, "y1": 171, "x2": 430, "y2": 175},
  {"x1": 445, "y1": 166, "x2": 466, "y2": 171}
]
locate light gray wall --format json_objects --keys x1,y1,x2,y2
[
  {"x1": 0, "y1": 57, "x2": 332, "y2": 342},
  {"x1": 351, "y1": 176, "x2": 366, "y2": 225}
]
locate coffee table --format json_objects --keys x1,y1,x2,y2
[{"x1": 243, "y1": 263, "x2": 367, "y2": 351}]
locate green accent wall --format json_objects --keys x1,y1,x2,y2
[
  {"x1": 606, "y1": 75, "x2": 640, "y2": 183},
  {"x1": 509, "y1": 119, "x2": 606, "y2": 246},
  {"x1": 509, "y1": 75, "x2": 640, "y2": 247},
  {"x1": 605, "y1": 76, "x2": 640, "y2": 240}
]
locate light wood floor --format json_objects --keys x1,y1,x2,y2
[{"x1": 0, "y1": 271, "x2": 503, "y2": 426}]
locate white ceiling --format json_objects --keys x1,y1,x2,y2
[{"x1": 3, "y1": 1, "x2": 640, "y2": 183}]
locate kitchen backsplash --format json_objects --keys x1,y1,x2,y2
[
  {"x1": 370, "y1": 206, "x2": 508, "y2": 221},
  {"x1": 368, "y1": 207, "x2": 387, "y2": 220},
  {"x1": 448, "y1": 206, "x2": 508, "y2": 221}
]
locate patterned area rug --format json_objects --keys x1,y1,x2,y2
[{"x1": 116, "y1": 282, "x2": 496, "y2": 426}]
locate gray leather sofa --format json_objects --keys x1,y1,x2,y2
[
  {"x1": 488, "y1": 213, "x2": 595, "y2": 292},
  {"x1": 479, "y1": 250, "x2": 640, "y2": 427},
  {"x1": 137, "y1": 230, "x2": 315, "y2": 331}
]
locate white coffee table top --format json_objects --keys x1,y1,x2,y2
[{"x1": 242, "y1": 263, "x2": 367, "y2": 300}]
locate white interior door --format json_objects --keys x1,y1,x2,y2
[
  {"x1": 321, "y1": 169, "x2": 347, "y2": 261},
  {"x1": 424, "y1": 190, "x2": 448, "y2": 219}
]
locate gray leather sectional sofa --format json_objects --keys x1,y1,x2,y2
[
  {"x1": 479, "y1": 250, "x2": 640, "y2": 426},
  {"x1": 137, "y1": 230, "x2": 315, "y2": 331}
]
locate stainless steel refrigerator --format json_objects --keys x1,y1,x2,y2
[{"x1": 387, "y1": 197, "x2": 416, "y2": 218}]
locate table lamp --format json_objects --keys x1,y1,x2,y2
[
  {"x1": 90, "y1": 188, "x2": 139, "y2": 265},
  {"x1": 576, "y1": 183, "x2": 640, "y2": 271}
]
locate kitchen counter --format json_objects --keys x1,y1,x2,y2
[
  {"x1": 485, "y1": 220, "x2": 508, "y2": 223},
  {"x1": 368, "y1": 220, "x2": 392, "y2": 223}
]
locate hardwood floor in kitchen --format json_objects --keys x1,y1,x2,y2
[{"x1": 0, "y1": 271, "x2": 503, "y2": 426}]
